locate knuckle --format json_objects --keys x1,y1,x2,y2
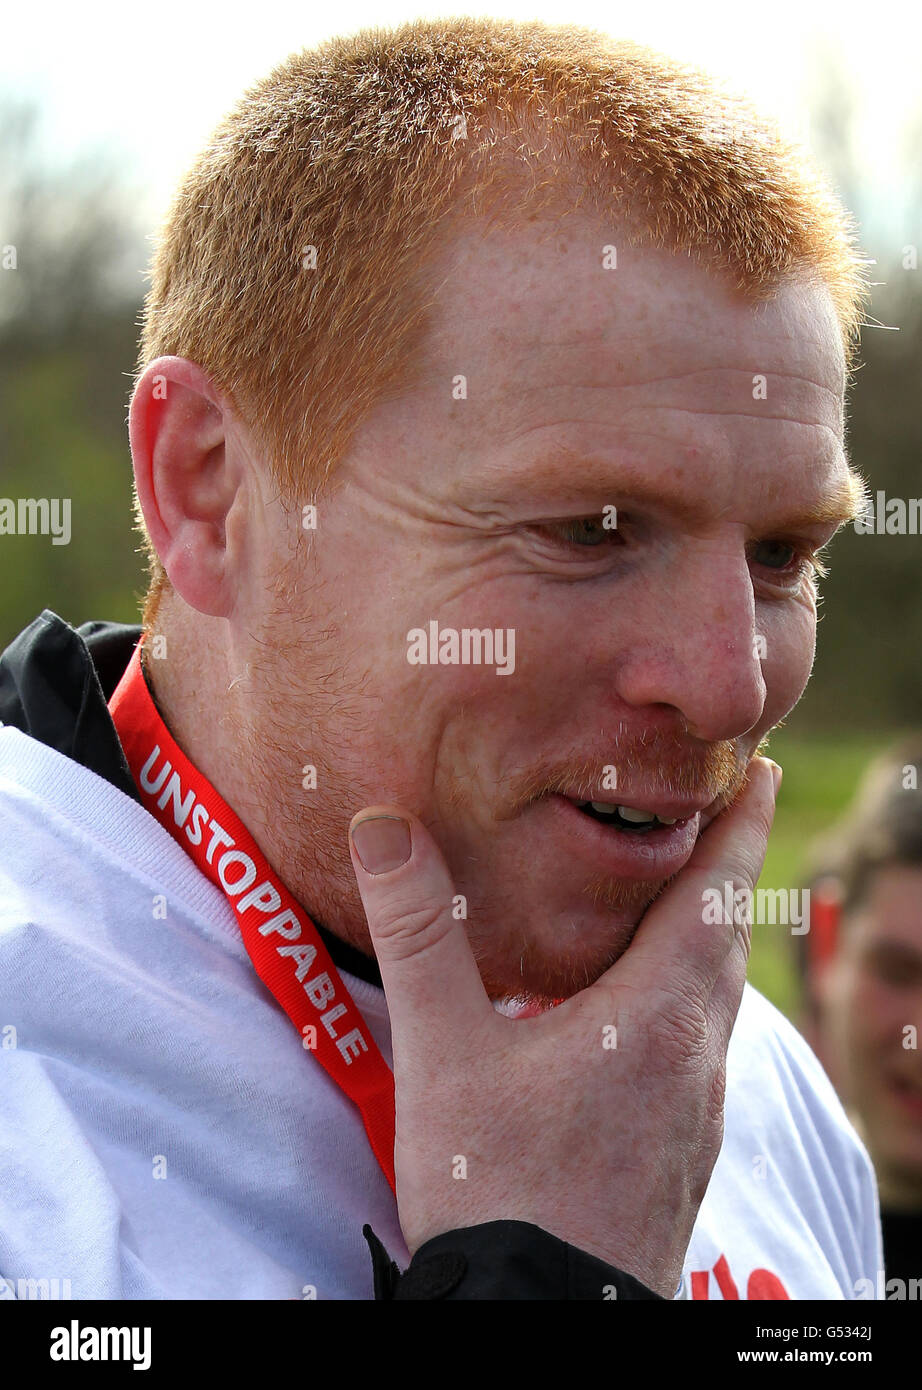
[
  {"x1": 691, "y1": 1113, "x2": 726, "y2": 1203},
  {"x1": 705, "y1": 1060, "x2": 728, "y2": 1129},
  {"x1": 731, "y1": 911, "x2": 753, "y2": 958},
  {"x1": 717, "y1": 853, "x2": 761, "y2": 898},
  {"x1": 372, "y1": 899, "x2": 453, "y2": 960},
  {"x1": 646, "y1": 989, "x2": 710, "y2": 1070}
]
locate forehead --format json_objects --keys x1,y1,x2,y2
[
  {"x1": 852, "y1": 864, "x2": 922, "y2": 939},
  {"x1": 400, "y1": 215, "x2": 851, "y2": 514},
  {"x1": 424, "y1": 214, "x2": 845, "y2": 409}
]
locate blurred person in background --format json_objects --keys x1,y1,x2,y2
[{"x1": 801, "y1": 738, "x2": 922, "y2": 1287}]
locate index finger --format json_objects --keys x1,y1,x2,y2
[{"x1": 595, "y1": 756, "x2": 780, "y2": 1009}]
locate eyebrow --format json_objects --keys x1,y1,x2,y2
[
  {"x1": 866, "y1": 939, "x2": 922, "y2": 964},
  {"x1": 863, "y1": 941, "x2": 922, "y2": 978},
  {"x1": 497, "y1": 446, "x2": 869, "y2": 530},
  {"x1": 764, "y1": 473, "x2": 869, "y2": 530}
]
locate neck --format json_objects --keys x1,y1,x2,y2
[
  {"x1": 143, "y1": 609, "x2": 265, "y2": 835},
  {"x1": 142, "y1": 602, "x2": 375, "y2": 965}
]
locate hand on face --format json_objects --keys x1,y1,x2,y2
[{"x1": 348, "y1": 756, "x2": 780, "y2": 1292}]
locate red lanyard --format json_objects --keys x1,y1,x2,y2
[{"x1": 108, "y1": 639, "x2": 396, "y2": 1193}]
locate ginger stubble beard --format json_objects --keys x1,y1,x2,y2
[
  {"x1": 487, "y1": 734, "x2": 753, "y2": 1007},
  {"x1": 222, "y1": 564, "x2": 755, "y2": 1004}
]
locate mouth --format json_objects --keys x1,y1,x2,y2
[
  {"x1": 887, "y1": 1073, "x2": 922, "y2": 1122},
  {"x1": 568, "y1": 788, "x2": 724, "y2": 834},
  {"x1": 574, "y1": 800, "x2": 690, "y2": 831},
  {"x1": 538, "y1": 792, "x2": 709, "y2": 881}
]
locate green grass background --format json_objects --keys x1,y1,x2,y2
[{"x1": 748, "y1": 729, "x2": 893, "y2": 1024}]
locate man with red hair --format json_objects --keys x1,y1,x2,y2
[{"x1": 0, "y1": 19, "x2": 881, "y2": 1299}]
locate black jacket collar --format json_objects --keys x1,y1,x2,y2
[
  {"x1": 0, "y1": 609, "x2": 142, "y2": 803},
  {"x1": 0, "y1": 609, "x2": 382, "y2": 989}
]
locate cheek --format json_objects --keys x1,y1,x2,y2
[
  {"x1": 831, "y1": 970, "x2": 901, "y2": 1059},
  {"x1": 856, "y1": 976, "x2": 914, "y2": 1039},
  {"x1": 759, "y1": 601, "x2": 816, "y2": 722}
]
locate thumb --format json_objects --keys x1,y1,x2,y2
[
  {"x1": 348, "y1": 805, "x2": 493, "y2": 1040},
  {"x1": 610, "y1": 755, "x2": 779, "y2": 1004}
]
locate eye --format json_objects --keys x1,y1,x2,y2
[
  {"x1": 752, "y1": 539, "x2": 798, "y2": 570},
  {"x1": 750, "y1": 538, "x2": 830, "y2": 583},
  {"x1": 532, "y1": 516, "x2": 622, "y2": 548},
  {"x1": 865, "y1": 947, "x2": 922, "y2": 988}
]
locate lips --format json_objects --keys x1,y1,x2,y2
[
  {"x1": 557, "y1": 784, "x2": 723, "y2": 823},
  {"x1": 540, "y1": 793, "x2": 702, "y2": 879},
  {"x1": 887, "y1": 1074, "x2": 922, "y2": 1122}
]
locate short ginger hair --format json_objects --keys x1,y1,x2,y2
[{"x1": 132, "y1": 16, "x2": 871, "y2": 632}]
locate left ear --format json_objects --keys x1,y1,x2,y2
[{"x1": 129, "y1": 355, "x2": 246, "y2": 619}]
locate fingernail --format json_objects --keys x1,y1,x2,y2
[
  {"x1": 770, "y1": 762, "x2": 783, "y2": 797},
  {"x1": 351, "y1": 816, "x2": 412, "y2": 875}
]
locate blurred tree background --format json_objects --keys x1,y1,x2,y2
[
  {"x1": 0, "y1": 57, "x2": 919, "y2": 1024},
  {"x1": 0, "y1": 96, "x2": 149, "y2": 627}
]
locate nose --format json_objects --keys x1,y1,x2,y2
[{"x1": 612, "y1": 547, "x2": 767, "y2": 743}]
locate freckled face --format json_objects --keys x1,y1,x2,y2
[
  {"x1": 818, "y1": 866, "x2": 922, "y2": 1193},
  {"x1": 257, "y1": 218, "x2": 857, "y2": 1003}
]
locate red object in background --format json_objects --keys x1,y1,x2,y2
[{"x1": 808, "y1": 878, "x2": 842, "y2": 972}]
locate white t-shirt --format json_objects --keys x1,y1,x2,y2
[{"x1": 0, "y1": 725, "x2": 883, "y2": 1300}]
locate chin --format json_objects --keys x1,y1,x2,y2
[{"x1": 473, "y1": 879, "x2": 670, "y2": 1007}]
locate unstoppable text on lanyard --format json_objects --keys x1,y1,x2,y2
[{"x1": 108, "y1": 639, "x2": 396, "y2": 1192}]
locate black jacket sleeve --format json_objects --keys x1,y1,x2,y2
[{"x1": 363, "y1": 1221, "x2": 667, "y2": 1300}]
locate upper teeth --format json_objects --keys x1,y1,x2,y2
[{"x1": 588, "y1": 802, "x2": 678, "y2": 825}]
